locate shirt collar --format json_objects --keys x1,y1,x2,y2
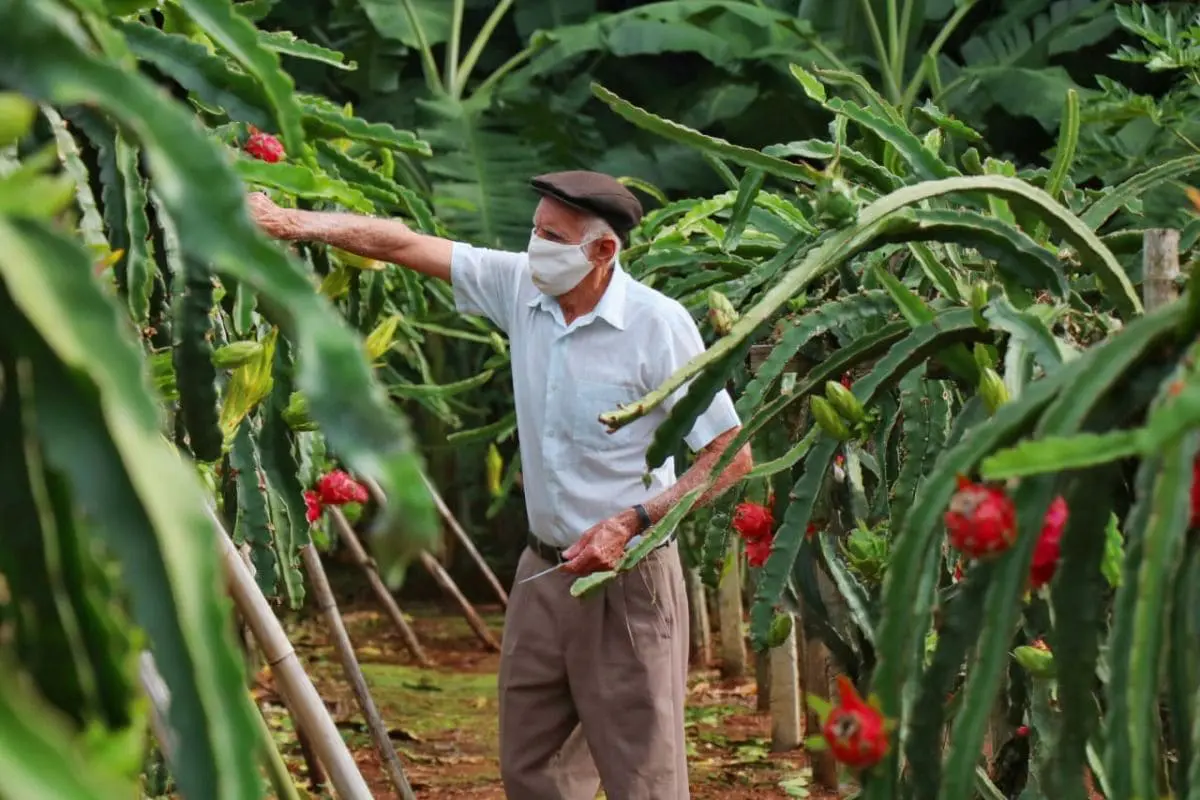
[{"x1": 527, "y1": 260, "x2": 629, "y2": 331}]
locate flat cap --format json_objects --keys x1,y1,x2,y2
[{"x1": 530, "y1": 170, "x2": 644, "y2": 241}]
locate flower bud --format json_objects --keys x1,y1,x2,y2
[
  {"x1": 824, "y1": 380, "x2": 866, "y2": 423},
  {"x1": 979, "y1": 367, "x2": 1009, "y2": 415},
  {"x1": 707, "y1": 290, "x2": 738, "y2": 335},
  {"x1": 765, "y1": 613, "x2": 793, "y2": 649},
  {"x1": 0, "y1": 92, "x2": 36, "y2": 148},
  {"x1": 810, "y1": 396, "x2": 851, "y2": 441},
  {"x1": 1012, "y1": 644, "x2": 1055, "y2": 678}
]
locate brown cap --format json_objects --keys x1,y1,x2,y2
[{"x1": 530, "y1": 170, "x2": 644, "y2": 242}]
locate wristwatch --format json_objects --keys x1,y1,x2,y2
[{"x1": 631, "y1": 503, "x2": 652, "y2": 533}]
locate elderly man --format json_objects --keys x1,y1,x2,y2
[{"x1": 247, "y1": 170, "x2": 752, "y2": 799}]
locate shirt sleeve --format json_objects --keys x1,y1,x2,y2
[
  {"x1": 449, "y1": 241, "x2": 527, "y2": 334},
  {"x1": 656, "y1": 300, "x2": 743, "y2": 453}
]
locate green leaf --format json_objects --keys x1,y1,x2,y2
[
  {"x1": 256, "y1": 29, "x2": 356, "y2": 70},
  {"x1": 723, "y1": 168, "x2": 764, "y2": 252},
  {"x1": 176, "y1": 0, "x2": 307, "y2": 158},
  {"x1": 0, "y1": 670, "x2": 136, "y2": 799},
  {"x1": 118, "y1": 20, "x2": 273, "y2": 129},
  {"x1": 1080, "y1": 154, "x2": 1200, "y2": 231},
  {"x1": 0, "y1": 219, "x2": 261, "y2": 799},
  {"x1": 591, "y1": 82, "x2": 822, "y2": 186},
  {"x1": 0, "y1": 3, "x2": 439, "y2": 575},
  {"x1": 825, "y1": 96, "x2": 958, "y2": 181},
  {"x1": 302, "y1": 100, "x2": 432, "y2": 156},
  {"x1": 233, "y1": 157, "x2": 371, "y2": 211},
  {"x1": 602, "y1": 174, "x2": 1140, "y2": 434}
]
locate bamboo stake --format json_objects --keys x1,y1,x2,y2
[
  {"x1": 211, "y1": 509, "x2": 372, "y2": 800},
  {"x1": 138, "y1": 650, "x2": 176, "y2": 763},
  {"x1": 330, "y1": 508, "x2": 430, "y2": 666},
  {"x1": 253, "y1": 698, "x2": 304, "y2": 800},
  {"x1": 140, "y1": 649, "x2": 302, "y2": 800},
  {"x1": 420, "y1": 471, "x2": 508, "y2": 607},
  {"x1": 363, "y1": 476, "x2": 501, "y2": 652},
  {"x1": 299, "y1": 544, "x2": 418, "y2": 800}
]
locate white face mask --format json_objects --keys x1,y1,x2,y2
[{"x1": 527, "y1": 231, "x2": 596, "y2": 296}]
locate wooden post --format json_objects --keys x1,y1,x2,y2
[
  {"x1": 419, "y1": 551, "x2": 502, "y2": 651},
  {"x1": 420, "y1": 472, "x2": 509, "y2": 608},
  {"x1": 361, "y1": 476, "x2": 501, "y2": 652},
  {"x1": 1143, "y1": 229, "x2": 1179, "y2": 798},
  {"x1": 756, "y1": 649, "x2": 772, "y2": 712},
  {"x1": 1143, "y1": 229, "x2": 1180, "y2": 309},
  {"x1": 212, "y1": 510, "x2": 372, "y2": 800},
  {"x1": 329, "y1": 508, "x2": 430, "y2": 667},
  {"x1": 717, "y1": 548, "x2": 747, "y2": 678},
  {"x1": 685, "y1": 566, "x2": 712, "y2": 667},
  {"x1": 745, "y1": 353, "x2": 839, "y2": 789},
  {"x1": 300, "y1": 545, "x2": 418, "y2": 800},
  {"x1": 769, "y1": 615, "x2": 802, "y2": 751}
]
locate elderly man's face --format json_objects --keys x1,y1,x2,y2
[
  {"x1": 532, "y1": 197, "x2": 588, "y2": 244},
  {"x1": 531, "y1": 197, "x2": 617, "y2": 269}
]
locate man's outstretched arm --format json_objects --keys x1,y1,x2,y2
[{"x1": 247, "y1": 192, "x2": 454, "y2": 282}]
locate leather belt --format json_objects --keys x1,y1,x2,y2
[{"x1": 526, "y1": 531, "x2": 675, "y2": 564}]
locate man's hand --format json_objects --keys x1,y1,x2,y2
[
  {"x1": 561, "y1": 510, "x2": 639, "y2": 575},
  {"x1": 246, "y1": 192, "x2": 297, "y2": 241}
]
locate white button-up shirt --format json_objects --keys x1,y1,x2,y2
[{"x1": 450, "y1": 241, "x2": 742, "y2": 549}]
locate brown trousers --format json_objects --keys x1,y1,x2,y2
[{"x1": 498, "y1": 540, "x2": 691, "y2": 799}]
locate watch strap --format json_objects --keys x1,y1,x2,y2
[{"x1": 632, "y1": 503, "x2": 652, "y2": 533}]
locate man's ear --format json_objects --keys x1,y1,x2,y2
[{"x1": 589, "y1": 235, "x2": 618, "y2": 267}]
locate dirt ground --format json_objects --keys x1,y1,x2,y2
[{"x1": 252, "y1": 600, "x2": 847, "y2": 799}]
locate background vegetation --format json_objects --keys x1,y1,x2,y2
[{"x1": 5, "y1": 0, "x2": 1200, "y2": 798}]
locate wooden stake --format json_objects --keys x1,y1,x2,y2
[
  {"x1": 329, "y1": 508, "x2": 430, "y2": 667},
  {"x1": 769, "y1": 615, "x2": 801, "y2": 751},
  {"x1": 300, "y1": 545, "x2": 418, "y2": 800},
  {"x1": 420, "y1": 472, "x2": 508, "y2": 608},
  {"x1": 362, "y1": 476, "x2": 501, "y2": 652},
  {"x1": 756, "y1": 650, "x2": 771, "y2": 712},
  {"x1": 212, "y1": 509, "x2": 372, "y2": 800},
  {"x1": 419, "y1": 552, "x2": 501, "y2": 651}
]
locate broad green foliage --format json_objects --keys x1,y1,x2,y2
[
  {"x1": 0, "y1": 0, "x2": 508, "y2": 795},
  {"x1": 567, "y1": 16, "x2": 1200, "y2": 795}
]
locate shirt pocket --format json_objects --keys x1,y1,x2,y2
[{"x1": 570, "y1": 379, "x2": 642, "y2": 453}]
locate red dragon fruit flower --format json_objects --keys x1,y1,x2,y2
[
  {"x1": 732, "y1": 501, "x2": 773, "y2": 542},
  {"x1": 822, "y1": 675, "x2": 890, "y2": 769},
  {"x1": 304, "y1": 490, "x2": 323, "y2": 524},
  {"x1": 316, "y1": 469, "x2": 369, "y2": 505},
  {"x1": 944, "y1": 476, "x2": 1017, "y2": 559},
  {"x1": 303, "y1": 470, "x2": 369, "y2": 525},
  {"x1": 745, "y1": 536, "x2": 773, "y2": 568},
  {"x1": 1190, "y1": 456, "x2": 1200, "y2": 528},
  {"x1": 1028, "y1": 496, "x2": 1069, "y2": 589},
  {"x1": 244, "y1": 126, "x2": 285, "y2": 163}
]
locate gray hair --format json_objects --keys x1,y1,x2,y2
[{"x1": 582, "y1": 215, "x2": 622, "y2": 261}]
